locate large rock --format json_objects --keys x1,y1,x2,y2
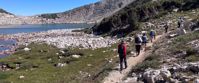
[
  {"x1": 143, "y1": 69, "x2": 160, "y2": 83},
  {"x1": 160, "y1": 69, "x2": 171, "y2": 81}
]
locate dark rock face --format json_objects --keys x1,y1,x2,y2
[{"x1": 0, "y1": 8, "x2": 12, "y2": 15}]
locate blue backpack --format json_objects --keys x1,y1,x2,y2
[
  {"x1": 142, "y1": 36, "x2": 147, "y2": 42},
  {"x1": 150, "y1": 31, "x2": 155, "y2": 36}
]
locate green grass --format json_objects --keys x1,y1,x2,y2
[
  {"x1": 0, "y1": 43, "x2": 121, "y2": 83},
  {"x1": 169, "y1": 31, "x2": 199, "y2": 53},
  {"x1": 131, "y1": 54, "x2": 161, "y2": 73}
]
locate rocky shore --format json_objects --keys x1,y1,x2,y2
[{"x1": 1, "y1": 29, "x2": 118, "y2": 50}]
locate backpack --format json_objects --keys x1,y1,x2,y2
[
  {"x1": 150, "y1": 31, "x2": 155, "y2": 36},
  {"x1": 142, "y1": 36, "x2": 147, "y2": 42},
  {"x1": 135, "y1": 36, "x2": 142, "y2": 43},
  {"x1": 118, "y1": 44, "x2": 124, "y2": 54}
]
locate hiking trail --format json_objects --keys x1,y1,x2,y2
[{"x1": 103, "y1": 34, "x2": 164, "y2": 83}]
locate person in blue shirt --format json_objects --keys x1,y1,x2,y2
[
  {"x1": 149, "y1": 30, "x2": 156, "y2": 42},
  {"x1": 142, "y1": 33, "x2": 148, "y2": 50}
]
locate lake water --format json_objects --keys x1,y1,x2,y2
[
  {"x1": 0, "y1": 23, "x2": 93, "y2": 57},
  {"x1": 0, "y1": 23, "x2": 93, "y2": 35}
]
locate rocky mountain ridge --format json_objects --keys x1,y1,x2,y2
[{"x1": 0, "y1": 0, "x2": 135, "y2": 25}]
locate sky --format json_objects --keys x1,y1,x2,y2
[{"x1": 0, "y1": 0, "x2": 100, "y2": 16}]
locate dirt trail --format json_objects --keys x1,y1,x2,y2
[{"x1": 103, "y1": 35, "x2": 164, "y2": 83}]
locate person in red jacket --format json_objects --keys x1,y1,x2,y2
[{"x1": 118, "y1": 40, "x2": 127, "y2": 72}]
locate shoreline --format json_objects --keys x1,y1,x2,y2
[
  {"x1": 0, "y1": 28, "x2": 118, "y2": 57},
  {"x1": 0, "y1": 23, "x2": 94, "y2": 29}
]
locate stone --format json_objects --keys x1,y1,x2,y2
[
  {"x1": 60, "y1": 50, "x2": 65, "y2": 54},
  {"x1": 124, "y1": 77, "x2": 138, "y2": 83},
  {"x1": 143, "y1": 69, "x2": 160, "y2": 83},
  {"x1": 56, "y1": 63, "x2": 66, "y2": 67},
  {"x1": 19, "y1": 75, "x2": 25, "y2": 79},
  {"x1": 87, "y1": 64, "x2": 92, "y2": 67},
  {"x1": 169, "y1": 34, "x2": 178, "y2": 38},
  {"x1": 48, "y1": 58, "x2": 52, "y2": 61},
  {"x1": 160, "y1": 69, "x2": 171, "y2": 81},
  {"x1": 173, "y1": 8, "x2": 179, "y2": 12},
  {"x1": 194, "y1": 79, "x2": 199, "y2": 83},
  {"x1": 24, "y1": 47, "x2": 31, "y2": 51},
  {"x1": 72, "y1": 55, "x2": 81, "y2": 59}
]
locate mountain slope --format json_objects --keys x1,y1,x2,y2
[
  {"x1": 93, "y1": 0, "x2": 199, "y2": 36},
  {"x1": 38, "y1": 0, "x2": 136, "y2": 23},
  {"x1": 0, "y1": 0, "x2": 137, "y2": 25}
]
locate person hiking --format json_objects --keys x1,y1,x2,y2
[
  {"x1": 178, "y1": 17, "x2": 185, "y2": 28},
  {"x1": 189, "y1": 21, "x2": 196, "y2": 31},
  {"x1": 164, "y1": 22, "x2": 169, "y2": 33},
  {"x1": 142, "y1": 33, "x2": 148, "y2": 50},
  {"x1": 149, "y1": 30, "x2": 156, "y2": 42},
  {"x1": 135, "y1": 34, "x2": 142, "y2": 56},
  {"x1": 118, "y1": 40, "x2": 127, "y2": 72}
]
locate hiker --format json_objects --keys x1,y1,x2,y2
[
  {"x1": 164, "y1": 22, "x2": 169, "y2": 33},
  {"x1": 142, "y1": 32, "x2": 148, "y2": 50},
  {"x1": 118, "y1": 40, "x2": 127, "y2": 71},
  {"x1": 178, "y1": 17, "x2": 185, "y2": 28},
  {"x1": 189, "y1": 21, "x2": 196, "y2": 31},
  {"x1": 134, "y1": 34, "x2": 142, "y2": 56},
  {"x1": 178, "y1": 17, "x2": 183, "y2": 28},
  {"x1": 149, "y1": 30, "x2": 156, "y2": 42}
]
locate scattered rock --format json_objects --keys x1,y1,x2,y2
[
  {"x1": 72, "y1": 55, "x2": 81, "y2": 58},
  {"x1": 56, "y1": 63, "x2": 66, "y2": 67},
  {"x1": 168, "y1": 34, "x2": 178, "y2": 38},
  {"x1": 87, "y1": 64, "x2": 92, "y2": 67},
  {"x1": 123, "y1": 77, "x2": 138, "y2": 83},
  {"x1": 194, "y1": 79, "x2": 199, "y2": 83},
  {"x1": 19, "y1": 75, "x2": 25, "y2": 79},
  {"x1": 24, "y1": 47, "x2": 31, "y2": 51},
  {"x1": 48, "y1": 58, "x2": 52, "y2": 61}
]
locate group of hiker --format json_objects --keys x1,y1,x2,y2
[
  {"x1": 117, "y1": 16, "x2": 195, "y2": 72},
  {"x1": 117, "y1": 30, "x2": 156, "y2": 71}
]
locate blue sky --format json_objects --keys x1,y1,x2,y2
[{"x1": 0, "y1": 0, "x2": 100, "y2": 16}]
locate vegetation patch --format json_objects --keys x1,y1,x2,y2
[
  {"x1": 39, "y1": 13, "x2": 59, "y2": 19},
  {"x1": 0, "y1": 43, "x2": 121, "y2": 83},
  {"x1": 131, "y1": 54, "x2": 161, "y2": 73}
]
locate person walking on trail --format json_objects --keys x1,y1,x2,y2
[
  {"x1": 178, "y1": 17, "x2": 185, "y2": 28},
  {"x1": 150, "y1": 30, "x2": 156, "y2": 42},
  {"x1": 164, "y1": 22, "x2": 169, "y2": 33},
  {"x1": 135, "y1": 34, "x2": 142, "y2": 56},
  {"x1": 142, "y1": 33, "x2": 148, "y2": 51},
  {"x1": 118, "y1": 40, "x2": 127, "y2": 72}
]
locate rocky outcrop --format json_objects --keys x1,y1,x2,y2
[{"x1": 130, "y1": 62, "x2": 199, "y2": 83}]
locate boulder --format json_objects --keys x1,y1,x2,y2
[
  {"x1": 143, "y1": 69, "x2": 160, "y2": 83},
  {"x1": 194, "y1": 79, "x2": 199, "y2": 83},
  {"x1": 168, "y1": 34, "x2": 178, "y2": 38},
  {"x1": 160, "y1": 69, "x2": 171, "y2": 81},
  {"x1": 123, "y1": 77, "x2": 138, "y2": 83},
  {"x1": 72, "y1": 55, "x2": 81, "y2": 59},
  {"x1": 19, "y1": 75, "x2": 25, "y2": 79},
  {"x1": 24, "y1": 47, "x2": 31, "y2": 51},
  {"x1": 56, "y1": 63, "x2": 66, "y2": 67}
]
